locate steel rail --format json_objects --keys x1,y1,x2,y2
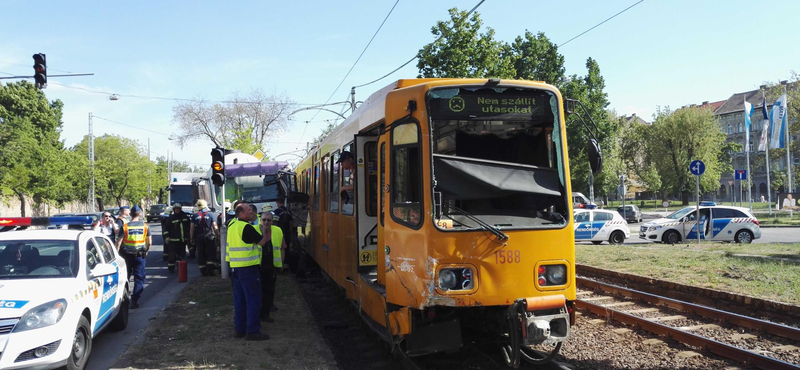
[
  {"x1": 577, "y1": 277, "x2": 800, "y2": 341},
  {"x1": 575, "y1": 299, "x2": 799, "y2": 370}
]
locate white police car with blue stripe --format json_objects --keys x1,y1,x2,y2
[
  {"x1": 0, "y1": 216, "x2": 129, "y2": 370},
  {"x1": 573, "y1": 209, "x2": 630, "y2": 245},
  {"x1": 639, "y1": 205, "x2": 761, "y2": 244}
]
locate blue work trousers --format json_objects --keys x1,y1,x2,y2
[
  {"x1": 231, "y1": 265, "x2": 262, "y2": 334},
  {"x1": 122, "y1": 252, "x2": 147, "y2": 302}
]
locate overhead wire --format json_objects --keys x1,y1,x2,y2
[
  {"x1": 558, "y1": 0, "x2": 645, "y2": 48},
  {"x1": 92, "y1": 115, "x2": 171, "y2": 137},
  {"x1": 353, "y1": 0, "x2": 487, "y2": 90},
  {"x1": 295, "y1": 0, "x2": 400, "y2": 149}
]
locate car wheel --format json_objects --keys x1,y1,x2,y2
[
  {"x1": 591, "y1": 241, "x2": 603, "y2": 245},
  {"x1": 67, "y1": 315, "x2": 92, "y2": 370},
  {"x1": 662, "y1": 230, "x2": 681, "y2": 245},
  {"x1": 734, "y1": 230, "x2": 754, "y2": 244},
  {"x1": 609, "y1": 231, "x2": 625, "y2": 245},
  {"x1": 109, "y1": 289, "x2": 130, "y2": 331}
]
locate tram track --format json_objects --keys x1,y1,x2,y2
[{"x1": 575, "y1": 277, "x2": 800, "y2": 369}]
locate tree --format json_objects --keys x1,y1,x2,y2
[
  {"x1": 646, "y1": 107, "x2": 726, "y2": 204},
  {"x1": 72, "y1": 135, "x2": 155, "y2": 209},
  {"x1": 0, "y1": 81, "x2": 78, "y2": 216},
  {"x1": 416, "y1": 8, "x2": 514, "y2": 78},
  {"x1": 560, "y1": 58, "x2": 616, "y2": 198},
  {"x1": 509, "y1": 31, "x2": 565, "y2": 84},
  {"x1": 171, "y1": 90, "x2": 296, "y2": 155}
]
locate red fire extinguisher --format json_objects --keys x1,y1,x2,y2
[{"x1": 178, "y1": 260, "x2": 187, "y2": 282}]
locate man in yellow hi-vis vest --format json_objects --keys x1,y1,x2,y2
[
  {"x1": 258, "y1": 212, "x2": 286, "y2": 323},
  {"x1": 116, "y1": 205, "x2": 151, "y2": 309},
  {"x1": 227, "y1": 203, "x2": 271, "y2": 341}
]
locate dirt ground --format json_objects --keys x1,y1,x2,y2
[{"x1": 117, "y1": 272, "x2": 337, "y2": 370}]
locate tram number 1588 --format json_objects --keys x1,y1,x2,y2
[{"x1": 494, "y1": 250, "x2": 521, "y2": 264}]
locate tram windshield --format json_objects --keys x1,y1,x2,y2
[
  {"x1": 428, "y1": 86, "x2": 569, "y2": 229},
  {"x1": 222, "y1": 175, "x2": 281, "y2": 204}
]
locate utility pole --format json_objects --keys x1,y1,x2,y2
[
  {"x1": 148, "y1": 138, "x2": 151, "y2": 207},
  {"x1": 88, "y1": 112, "x2": 95, "y2": 212}
]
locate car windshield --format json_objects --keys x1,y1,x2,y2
[
  {"x1": 149, "y1": 205, "x2": 166, "y2": 213},
  {"x1": 666, "y1": 206, "x2": 696, "y2": 220},
  {"x1": 0, "y1": 239, "x2": 78, "y2": 279}
]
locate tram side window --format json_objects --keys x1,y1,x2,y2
[
  {"x1": 366, "y1": 142, "x2": 378, "y2": 216},
  {"x1": 391, "y1": 123, "x2": 422, "y2": 227},
  {"x1": 330, "y1": 151, "x2": 340, "y2": 213},
  {"x1": 313, "y1": 164, "x2": 320, "y2": 211},
  {"x1": 380, "y1": 142, "x2": 386, "y2": 226},
  {"x1": 342, "y1": 143, "x2": 354, "y2": 216}
]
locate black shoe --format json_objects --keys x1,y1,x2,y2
[
  {"x1": 130, "y1": 301, "x2": 140, "y2": 309},
  {"x1": 260, "y1": 315, "x2": 274, "y2": 323},
  {"x1": 233, "y1": 331, "x2": 246, "y2": 339},
  {"x1": 270, "y1": 305, "x2": 278, "y2": 312},
  {"x1": 244, "y1": 332, "x2": 269, "y2": 341}
]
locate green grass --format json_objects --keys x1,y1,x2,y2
[{"x1": 576, "y1": 243, "x2": 800, "y2": 305}]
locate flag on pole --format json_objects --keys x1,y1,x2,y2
[
  {"x1": 743, "y1": 99, "x2": 753, "y2": 152},
  {"x1": 758, "y1": 96, "x2": 770, "y2": 151},
  {"x1": 769, "y1": 94, "x2": 788, "y2": 149}
]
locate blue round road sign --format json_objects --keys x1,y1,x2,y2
[{"x1": 689, "y1": 160, "x2": 705, "y2": 176}]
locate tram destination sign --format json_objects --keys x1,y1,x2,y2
[{"x1": 428, "y1": 89, "x2": 553, "y2": 120}]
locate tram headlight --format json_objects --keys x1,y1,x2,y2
[
  {"x1": 537, "y1": 264, "x2": 567, "y2": 286},
  {"x1": 438, "y1": 270, "x2": 458, "y2": 291},
  {"x1": 546, "y1": 265, "x2": 566, "y2": 285}
]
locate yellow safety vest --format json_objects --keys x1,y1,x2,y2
[
  {"x1": 226, "y1": 219, "x2": 262, "y2": 268},
  {"x1": 267, "y1": 226, "x2": 283, "y2": 268},
  {"x1": 122, "y1": 220, "x2": 148, "y2": 253}
]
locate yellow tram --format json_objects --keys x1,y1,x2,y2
[{"x1": 294, "y1": 78, "x2": 591, "y2": 366}]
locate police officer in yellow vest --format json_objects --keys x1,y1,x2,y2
[
  {"x1": 258, "y1": 211, "x2": 286, "y2": 323},
  {"x1": 227, "y1": 203, "x2": 271, "y2": 341},
  {"x1": 116, "y1": 205, "x2": 151, "y2": 309}
]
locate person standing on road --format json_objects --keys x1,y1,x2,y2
[
  {"x1": 94, "y1": 212, "x2": 119, "y2": 245},
  {"x1": 190, "y1": 199, "x2": 219, "y2": 276},
  {"x1": 160, "y1": 207, "x2": 171, "y2": 261},
  {"x1": 258, "y1": 212, "x2": 286, "y2": 323},
  {"x1": 227, "y1": 203, "x2": 271, "y2": 341},
  {"x1": 115, "y1": 206, "x2": 131, "y2": 239},
  {"x1": 166, "y1": 203, "x2": 191, "y2": 273},
  {"x1": 116, "y1": 205, "x2": 151, "y2": 309}
]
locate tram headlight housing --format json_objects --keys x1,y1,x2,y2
[
  {"x1": 537, "y1": 264, "x2": 567, "y2": 286},
  {"x1": 437, "y1": 267, "x2": 475, "y2": 291}
]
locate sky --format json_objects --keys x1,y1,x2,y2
[{"x1": 2, "y1": 0, "x2": 800, "y2": 169}]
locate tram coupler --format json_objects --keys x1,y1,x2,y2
[{"x1": 517, "y1": 295, "x2": 570, "y2": 346}]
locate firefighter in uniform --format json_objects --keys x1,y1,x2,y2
[
  {"x1": 166, "y1": 203, "x2": 191, "y2": 273},
  {"x1": 116, "y1": 205, "x2": 151, "y2": 309},
  {"x1": 190, "y1": 199, "x2": 219, "y2": 276},
  {"x1": 160, "y1": 207, "x2": 171, "y2": 261},
  {"x1": 227, "y1": 203, "x2": 270, "y2": 341}
]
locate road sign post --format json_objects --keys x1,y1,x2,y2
[{"x1": 690, "y1": 160, "x2": 705, "y2": 244}]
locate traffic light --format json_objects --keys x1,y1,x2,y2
[
  {"x1": 211, "y1": 147, "x2": 225, "y2": 187},
  {"x1": 32, "y1": 53, "x2": 47, "y2": 89}
]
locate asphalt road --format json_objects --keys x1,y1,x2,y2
[{"x1": 88, "y1": 222, "x2": 201, "y2": 370}]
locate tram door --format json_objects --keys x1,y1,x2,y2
[{"x1": 355, "y1": 136, "x2": 379, "y2": 272}]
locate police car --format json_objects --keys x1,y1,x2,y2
[
  {"x1": 0, "y1": 216, "x2": 129, "y2": 370},
  {"x1": 573, "y1": 209, "x2": 630, "y2": 245},
  {"x1": 639, "y1": 205, "x2": 761, "y2": 244}
]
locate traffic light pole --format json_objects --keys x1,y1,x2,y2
[{"x1": 220, "y1": 183, "x2": 229, "y2": 279}]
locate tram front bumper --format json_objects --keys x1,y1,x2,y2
[{"x1": 520, "y1": 295, "x2": 570, "y2": 345}]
